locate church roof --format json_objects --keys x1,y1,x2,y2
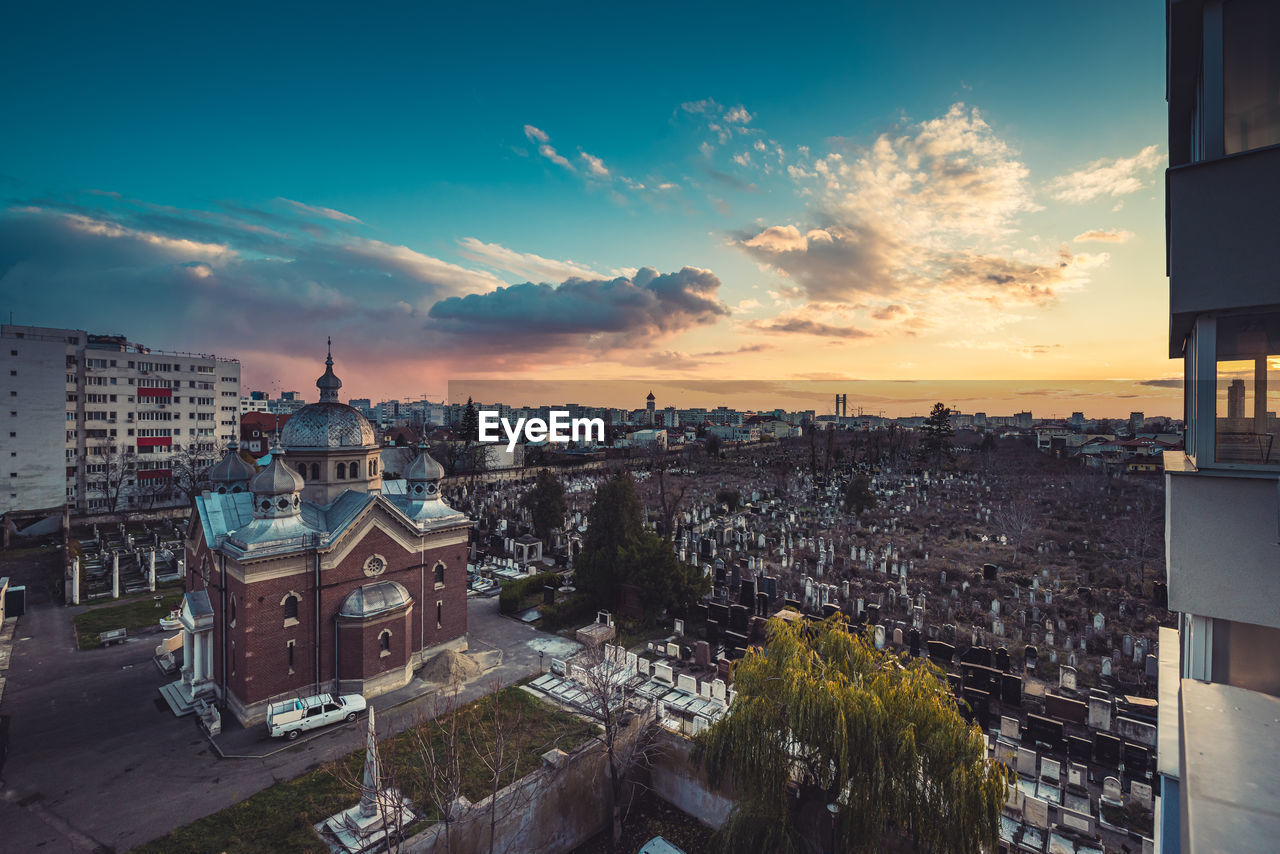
[
  {"x1": 338, "y1": 581, "x2": 411, "y2": 619},
  {"x1": 208, "y1": 441, "x2": 256, "y2": 485},
  {"x1": 280, "y1": 402, "x2": 376, "y2": 450}
]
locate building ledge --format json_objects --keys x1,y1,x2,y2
[
  {"x1": 1157, "y1": 627, "x2": 1181, "y2": 780},
  {"x1": 1165, "y1": 451, "x2": 1280, "y2": 480},
  {"x1": 1181, "y1": 679, "x2": 1280, "y2": 853}
]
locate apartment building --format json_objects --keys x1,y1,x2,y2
[
  {"x1": 1159, "y1": 2, "x2": 1280, "y2": 852},
  {"x1": 1, "y1": 324, "x2": 240, "y2": 516}
]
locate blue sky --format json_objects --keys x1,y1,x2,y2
[{"x1": 0, "y1": 2, "x2": 1173, "y2": 411}]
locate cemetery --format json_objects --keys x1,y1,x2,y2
[{"x1": 440, "y1": 430, "x2": 1167, "y2": 851}]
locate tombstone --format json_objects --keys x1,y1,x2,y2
[
  {"x1": 1093, "y1": 612, "x2": 1105, "y2": 632},
  {"x1": 1067, "y1": 736, "x2": 1093, "y2": 764},
  {"x1": 1058, "y1": 665, "x2": 1078, "y2": 692},
  {"x1": 1024, "y1": 645, "x2": 1038, "y2": 671},
  {"x1": 1000, "y1": 715, "x2": 1021, "y2": 740},
  {"x1": 908, "y1": 628, "x2": 921, "y2": 658},
  {"x1": 1122, "y1": 634, "x2": 1134, "y2": 659},
  {"x1": 1145, "y1": 654, "x2": 1158, "y2": 680},
  {"x1": 694, "y1": 641, "x2": 711, "y2": 668},
  {"x1": 1067, "y1": 762, "x2": 1086, "y2": 789},
  {"x1": 873, "y1": 624, "x2": 886, "y2": 650},
  {"x1": 1040, "y1": 757, "x2": 1061, "y2": 785},
  {"x1": 927, "y1": 640, "x2": 955, "y2": 665},
  {"x1": 677, "y1": 673, "x2": 698, "y2": 694},
  {"x1": 1001, "y1": 673, "x2": 1024, "y2": 707},
  {"x1": 1016, "y1": 746, "x2": 1038, "y2": 777},
  {"x1": 1100, "y1": 658, "x2": 1113, "y2": 678},
  {"x1": 711, "y1": 679, "x2": 727, "y2": 702},
  {"x1": 654, "y1": 662, "x2": 674, "y2": 685},
  {"x1": 1129, "y1": 780, "x2": 1154, "y2": 810},
  {"x1": 1101, "y1": 776, "x2": 1123, "y2": 804},
  {"x1": 983, "y1": 563, "x2": 998, "y2": 581},
  {"x1": 1088, "y1": 694, "x2": 1112, "y2": 731},
  {"x1": 892, "y1": 627, "x2": 904, "y2": 647}
]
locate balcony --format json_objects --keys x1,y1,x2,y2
[
  {"x1": 1165, "y1": 453, "x2": 1280, "y2": 630},
  {"x1": 1168, "y1": 144, "x2": 1280, "y2": 355}
]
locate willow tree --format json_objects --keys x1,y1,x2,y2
[{"x1": 696, "y1": 616, "x2": 1007, "y2": 854}]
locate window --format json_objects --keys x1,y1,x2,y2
[
  {"x1": 437, "y1": 600, "x2": 443, "y2": 629},
  {"x1": 434, "y1": 562, "x2": 445, "y2": 586},
  {"x1": 379, "y1": 629, "x2": 392, "y2": 657},
  {"x1": 1224, "y1": 0, "x2": 1280, "y2": 154},
  {"x1": 311, "y1": 463, "x2": 319, "y2": 481},
  {"x1": 283, "y1": 593, "x2": 300, "y2": 624},
  {"x1": 350, "y1": 460, "x2": 360, "y2": 478},
  {"x1": 229, "y1": 596, "x2": 237, "y2": 627},
  {"x1": 287, "y1": 640, "x2": 295, "y2": 674},
  {"x1": 1215, "y1": 311, "x2": 1280, "y2": 465},
  {"x1": 336, "y1": 462, "x2": 346, "y2": 479}
]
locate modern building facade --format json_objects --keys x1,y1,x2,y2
[
  {"x1": 173, "y1": 351, "x2": 470, "y2": 726},
  {"x1": 1, "y1": 323, "x2": 240, "y2": 516},
  {"x1": 1159, "y1": 2, "x2": 1280, "y2": 851}
]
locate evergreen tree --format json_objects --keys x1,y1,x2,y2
[
  {"x1": 697, "y1": 617, "x2": 1007, "y2": 854},
  {"x1": 574, "y1": 472, "x2": 707, "y2": 618},
  {"x1": 573, "y1": 473, "x2": 644, "y2": 606},
  {"x1": 843, "y1": 475, "x2": 876, "y2": 516},
  {"x1": 521, "y1": 468, "x2": 567, "y2": 541},
  {"x1": 919, "y1": 401, "x2": 956, "y2": 469}
]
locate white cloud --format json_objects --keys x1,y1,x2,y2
[
  {"x1": 724, "y1": 105, "x2": 753, "y2": 124},
  {"x1": 523, "y1": 124, "x2": 549, "y2": 144},
  {"x1": 279, "y1": 198, "x2": 361, "y2": 224},
  {"x1": 63, "y1": 213, "x2": 235, "y2": 260},
  {"x1": 1045, "y1": 144, "x2": 1163, "y2": 203},
  {"x1": 538, "y1": 144, "x2": 574, "y2": 171},
  {"x1": 457, "y1": 237, "x2": 605, "y2": 283},
  {"x1": 1073, "y1": 228, "x2": 1135, "y2": 243},
  {"x1": 580, "y1": 152, "x2": 610, "y2": 178}
]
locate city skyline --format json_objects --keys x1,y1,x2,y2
[{"x1": 1, "y1": 3, "x2": 1171, "y2": 402}]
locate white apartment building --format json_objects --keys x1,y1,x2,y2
[
  {"x1": 1, "y1": 324, "x2": 240, "y2": 516},
  {"x1": 1159, "y1": 2, "x2": 1280, "y2": 852}
]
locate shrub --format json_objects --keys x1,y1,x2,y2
[{"x1": 498, "y1": 570, "x2": 561, "y2": 615}]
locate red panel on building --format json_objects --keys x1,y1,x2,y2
[
  {"x1": 138, "y1": 387, "x2": 172, "y2": 398},
  {"x1": 137, "y1": 437, "x2": 172, "y2": 447},
  {"x1": 137, "y1": 469, "x2": 172, "y2": 480}
]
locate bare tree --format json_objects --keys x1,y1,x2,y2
[
  {"x1": 1118, "y1": 488, "x2": 1163, "y2": 588},
  {"x1": 466, "y1": 678, "x2": 526, "y2": 854},
  {"x1": 571, "y1": 638, "x2": 663, "y2": 853},
  {"x1": 170, "y1": 440, "x2": 225, "y2": 506},
  {"x1": 644, "y1": 445, "x2": 689, "y2": 536},
  {"x1": 406, "y1": 683, "x2": 468, "y2": 854},
  {"x1": 87, "y1": 441, "x2": 137, "y2": 514},
  {"x1": 992, "y1": 500, "x2": 1036, "y2": 567}
]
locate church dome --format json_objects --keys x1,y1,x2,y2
[
  {"x1": 339, "y1": 580, "x2": 411, "y2": 618},
  {"x1": 209, "y1": 440, "x2": 256, "y2": 490},
  {"x1": 279, "y1": 342, "x2": 377, "y2": 450},
  {"x1": 281, "y1": 402, "x2": 376, "y2": 450},
  {"x1": 250, "y1": 445, "x2": 305, "y2": 496}
]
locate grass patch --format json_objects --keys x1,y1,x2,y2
[
  {"x1": 73, "y1": 589, "x2": 184, "y2": 649},
  {"x1": 131, "y1": 686, "x2": 599, "y2": 854}
]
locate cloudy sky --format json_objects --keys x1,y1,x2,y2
[{"x1": 0, "y1": 2, "x2": 1173, "y2": 414}]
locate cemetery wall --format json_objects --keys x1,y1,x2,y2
[{"x1": 647, "y1": 728, "x2": 734, "y2": 829}]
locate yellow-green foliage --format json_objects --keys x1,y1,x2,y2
[{"x1": 696, "y1": 616, "x2": 1008, "y2": 854}]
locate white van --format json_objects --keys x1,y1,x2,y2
[{"x1": 266, "y1": 692, "x2": 367, "y2": 739}]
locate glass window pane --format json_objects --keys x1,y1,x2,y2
[{"x1": 1215, "y1": 312, "x2": 1280, "y2": 464}]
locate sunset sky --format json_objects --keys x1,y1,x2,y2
[{"x1": 0, "y1": 2, "x2": 1177, "y2": 416}]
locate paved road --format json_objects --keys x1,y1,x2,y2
[{"x1": 0, "y1": 595, "x2": 580, "y2": 853}]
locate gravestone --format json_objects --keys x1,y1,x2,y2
[
  {"x1": 654, "y1": 662, "x2": 674, "y2": 685},
  {"x1": 1040, "y1": 757, "x2": 1061, "y2": 784},
  {"x1": 1000, "y1": 715, "x2": 1021, "y2": 740},
  {"x1": 677, "y1": 673, "x2": 698, "y2": 694},
  {"x1": 1101, "y1": 776, "x2": 1123, "y2": 804},
  {"x1": 1017, "y1": 746, "x2": 1038, "y2": 777},
  {"x1": 1067, "y1": 762, "x2": 1086, "y2": 789},
  {"x1": 1059, "y1": 665, "x2": 1078, "y2": 691},
  {"x1": 1088, "y1": 694, "x2": 1112, "y2": 731},
  {"x1": 1129, "y1": 780, "x2": 1153, "y2": 810},
  {"x1": 1024, "y1": 795, "x2": 1049, "y2": 829}
]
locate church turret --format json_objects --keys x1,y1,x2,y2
[
  {"x1": 208, "y1": 440, "x2": 256, "y2": 494},
  {"x1": 317, "y1": 337, "x2": 342, "y2": 403},
  {"x1": 250, "y1": 440, "x2": 304, "y2": 519}
]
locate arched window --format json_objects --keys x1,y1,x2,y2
[
  {"x1": 350, "y1": 460, "x2": 360, "y2": 478},
  {"x1": 336, "y1": 462, "x2": 346, "y2": 479},
  {"x1": 283, "y1": 594, "x2": 299, "y2": 621},
  {"x1": 310, "y1": 463, "x2": 319, "y2": 481},
  {"x1": 379, "y1": 629, "x2": 392, "y2": 656},
  {"x1": 433, "y1": 562, "x2": 445, "y2": 585},
  {"x1": 371, "y1": 460, "x2": 378, "y2": 475},
  {"x1": 229, "y1": 595, "x2": 237, "y2": 627}
]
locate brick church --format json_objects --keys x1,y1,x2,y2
[{"x1": 164, "y1": 348, "x2": 471, "y2": 726}]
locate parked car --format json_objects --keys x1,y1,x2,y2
[{"x1": 266, "y1": 692, "x2": 367, "y2": 739}]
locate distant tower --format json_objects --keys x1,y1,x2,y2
[
  {"x1": 646, "y1": 391, "x2": 656, "y2": 426},
  {"x1": 1227, "y1": 379, "x2": 1246, "y2": 419}
]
